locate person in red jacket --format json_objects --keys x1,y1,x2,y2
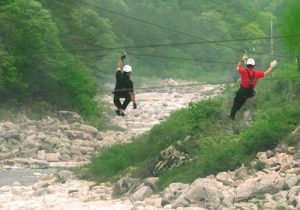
[{"x1": 229, "y1": 56, "x2": 277, "y2": 120}]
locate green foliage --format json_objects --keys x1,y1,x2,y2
[
  {"x1": 82, "y1": 139, "x2": 149, "y2": 182},
  {"x1": 82, "y1": 69, "x2": 300, "y2": 188},
  {"x1": 0, "y1": 0, "x2": 290, "y2": 126},
  {"x1": 280, "y1": 0, "x2": 300, "y2": 55}
]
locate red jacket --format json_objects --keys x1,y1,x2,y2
[{"x1": 237, "y1": 67, "x2": 265, "y2": 88}]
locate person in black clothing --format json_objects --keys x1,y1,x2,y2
[{"x1": 113, "y1": 55, "x2": 137, "y2": 116}]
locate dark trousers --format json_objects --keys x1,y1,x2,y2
[
  {"x1": 114, "y1": 95, "x2": 131, "y2": 110},
  {"x1": 230, "y1": 87, "x2": 253, "y2": 119}
]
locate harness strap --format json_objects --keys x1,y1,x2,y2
[{"x1": 246, "y1": 69, "x2": 255, "y2": 88}]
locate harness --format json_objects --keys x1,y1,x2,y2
[{"x1": 246, "y1": 69, "x2": 256, "y2": 96}]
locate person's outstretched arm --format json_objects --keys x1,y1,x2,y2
[
  {"x1": 236, "y1": 54, "x2": 248, "y2": 71},
  {"x1": 116, "y1": 55, "x2": 126, "y2": 71},
  {"x1": 264, "y1": 60, "x2": 277, "y2": 76}
]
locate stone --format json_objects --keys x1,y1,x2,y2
[
  {"x1": 57, "y1": 170, "x2": 73, "y2": 182},
  {"x1": 216, "y1": 172, "x2": 233, "y2": 186},
  {"x1": 11, "y1": 181, "x2": 21, "y2": 186},
  {"x1": 286, "y1": 168, "x2": 300, "y2": 175},
  {"x1": 234, "y1": 165, "x2": 250, "y2": 180},
  {"x1": 113, "y1": 177, "x2": 141, "y2": 197},
  {"x1": 58, "y1": 111, "x2": 83, "y2": 123},
  {"x1": 171, "y1": 178, "x2": 230, "y2": 209},
  {"x1": 144, "y1": 177, "x2": 159, "y2": 191},
  {"x1": 132, "y1": 186, "x2": 153, "y2": 201},
  {"x1": 36, "y1": 150, "x2": 46, "y2": 160},
  {"x1": 236, "y1": 171, "x2": 286, "y2": 202},
  {"x1": 257, "y1": 152, "x2": 268, "y2": 161},
  {"x1": 65, "y1": 130, "x2": 84, "y2": 140},
  {"x1": 79, "y1": 124, "x2": 98, "y2": 135},
  {"x1": 60, "y1": 154, "x2": 71, "y2": 162},
  {"x1": 287, "y1": 186, "x2": 300, "y2": 206},
  {"x1": 288, "y1": 147, "x2": 296, "y2": 154},
  {"x1": 18, "y1": 148, "x2": 38, "y2": 159},
  {"x1": 29, "y1": 159, "x2": 49, "y2": 169},
  {"x1": 161, "y1": 183, "x2": 189, "y2": 207},
  {"x1": 46, "y1": 153, "x2": 60, "y2": 162}
]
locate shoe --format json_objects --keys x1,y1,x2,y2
[
  {"x1": 120, "y1": 112, "x2": 126, "y2": 117},
  {"x1": 115, "y1": 109, "x2": 121, "y2": 116},
  {"x1": 229, "y1": 115, "x2": 235, "y2": 120}
]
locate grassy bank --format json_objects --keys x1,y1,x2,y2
[{"x1": 80, "y1": 65, "x2": 300, "y2": 189}]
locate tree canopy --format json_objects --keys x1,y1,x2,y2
[{"x1": 0, "y1": 0, "x2": 294, "y2": 121}]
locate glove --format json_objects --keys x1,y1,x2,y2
[
  {"x1": 241, "y1": 53, "x2": 248, "y2": 62},
  {"x1": 121, "y1": 55, "x2": 126, "y2": 60},
  {"x1": 133, "y1": 102, "x2": 137, "y2": 109},
  {"x1": 270, "y1": 60, "x2": 277, "y2": 68}
]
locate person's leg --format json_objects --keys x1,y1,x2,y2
[
  {"x1": 113, "y1": 96, "x2": 123, "y2": 115},
  {"x1": 230, "y1": 88, "x2": 248, "y2": 119},
  {"x1": 121, "y1": 96, "x2": 132, "y2": 110}
]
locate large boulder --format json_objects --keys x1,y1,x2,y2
[
  {"x1": 161, "y1": 183, "x2": 189, "y2": 207},
  {"x1": 131, "y1": 185, "x2": 153, "y2": 201},
  {"x1": 171, "y1": 178, "x2": 233, "y2": 209},
  {"x1": 287, "y1": 186, "x2": 300, "y2": 208},
  {"x1": 236, "y1": 171, "x2": 286, "y2": 202},
  {"x1": 152, "y1": 145, "x2": 188, "y2": 175},
  {"x1": 113, "y1": 177, "x2": 141, "y2": 197},
  {"x1": 58, "y1": 111, "x2": 83, "y2": 123}
]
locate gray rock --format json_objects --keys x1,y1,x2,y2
[
  {"x1": 287, "y1": 186, "x2": 300, "y2": 206},
  {"x1": 236, "y1": 171, "x2": 286, "y2": 202},
  {"x1": 79, "y1": 146, "x2": 94, "y2": 155},
  {"x1": 79, "y1": 124, "x2": 98, "y2": 135},
  {"x1": 216, "y1": 172, "x2": 233, "y2": 186},
  {"x1": 0, "y1": 152, "x2": 17, "y2": 160},
  {"x1": 58, "y1": 111, "x2": 83, "y2": 123},
  {"x1": 46, "y1": 152, "x2": 60, "y2": 162},
  {"x1": 57, "y1": 170, "x2": 73, "y2": 182},
  {"x1": 11, "y1": 181, "x2": 21, "y2": 186},
  {"x1": 285, "y1": 174, "x2": 300, "y2": 188},
  {"x1": 172, "y1": 178, "x2": 229, "y2": 209},
  {"x1": 144, "y1": 177, "x2": 159, "y2": 191},
  {"x1": 36, "y1": 150, "x2": 46, "y2": 160},
  {"x1": 113, "y1": 177, "x2": 141, "y2": 197},
  {"x1": 132, "y1": 185, "x2": 153, "y2": 201},
  {"x1": 152, "y1": 145, "x2": 188, "y2": 175},
  {"x1": 234, "y1": 165, "x2": 250, "y2": 180},
  {"x1": 65, "y1": 130, "x2": 84, "y2": 140},
  {"x1": 60, "y1": 154, "x2": 71, "y2": 162},
  {"x1": 161, "y1": 183, "x2": 189, "y2": 207},
  {"x1": 17, "y1": 148, "x2": 38, "y2": 159},
  {"x1": 29, "y1": 159, "x2": 49, "y2": 169}
]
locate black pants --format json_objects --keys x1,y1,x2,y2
[
  {"x1": 114, "y1": 94, "x2": 131, "y2": 110},
  {"x1": 230, "y1": 87, "x2": 254, "y2": 119}
]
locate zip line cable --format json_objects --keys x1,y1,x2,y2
[
  {"x1": 6, "y1": 0, "x2": 292, "y2": 60},
  {"x1": 3, "y1": 1, "x2": 295, "y2": 74},
  {"x1": 110, "y1": 75, "x2": 300, "y2": 93},
  {"x1": 46, "y1": 34, "x2": 297, "y2": 59},
  {"x1": 61, "y1": 0, "x2": 260, "y2": 54}
]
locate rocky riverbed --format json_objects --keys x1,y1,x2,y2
[{"x1": 0, "y1": 79, "x2": 300, "y2": 210}]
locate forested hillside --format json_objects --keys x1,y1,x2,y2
[{"x1": 0, "y1": 0, "x2": 296, "y2": 125}]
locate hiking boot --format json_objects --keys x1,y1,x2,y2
[
  {"x1": 120, "y1": 112, "x2": 126, "y2": 117},
  {"x1": 229, "y1": 114, "x2": 235, "y2": 120}
]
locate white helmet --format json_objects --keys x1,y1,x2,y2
[
  {"x1": 246, "y1": 58, "x2": 255, "y2": 66},
  {"x1": 123, "y1": 65, "x2": 132, "y2": 73}
]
